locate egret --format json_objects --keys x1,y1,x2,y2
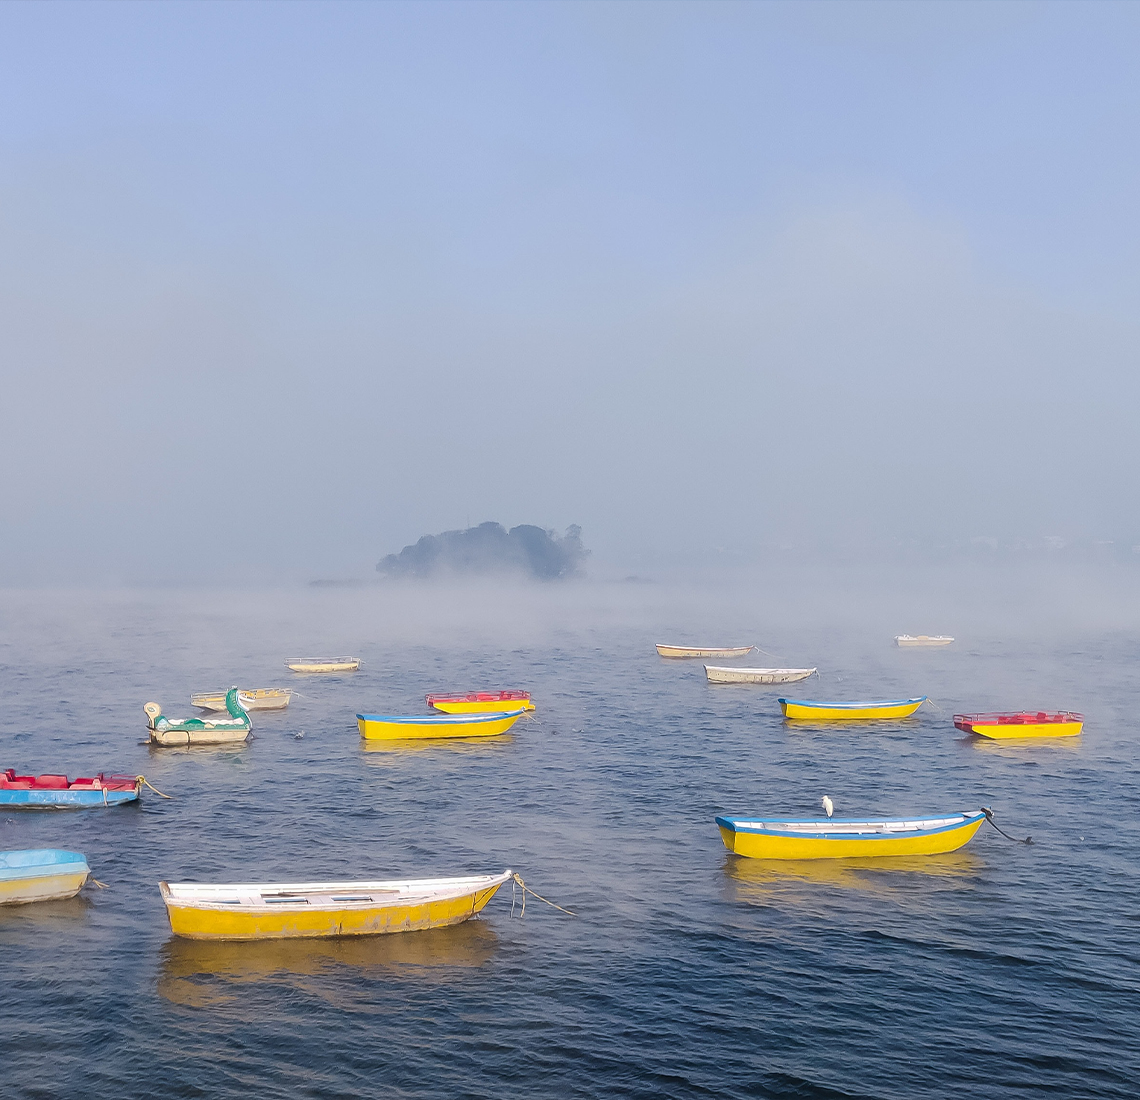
[{"x1": 821, "y1": 796, "x2": 834, "y2": 818}]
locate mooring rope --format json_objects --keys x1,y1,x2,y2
[
  {"x1": 136, "y1": 775, "x2": 173, "y2": 799},
  {"x1": 923, "y1": 697, "x2": 941, "y2": 712},
  {"x1": 982, "y1": 807, "x2": 1032, "y2": 844},
  {"x1": 510, "y1": 873, "x2": 575, "y2": 917},
  {"x1": 91, "y1": 879, "x2": 109, "y2": 889}
]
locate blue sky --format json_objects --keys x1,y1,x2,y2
[{"x1": 1, "y1": 2, "x2": 1137, "y2": 581}]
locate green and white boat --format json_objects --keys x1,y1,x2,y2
[{"x1": 145, "y1": 687, "x2": 251, "y2": 747}]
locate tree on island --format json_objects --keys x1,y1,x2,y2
[{"x1": 377, "y1": 522, "x2": 588, "y2": 580}]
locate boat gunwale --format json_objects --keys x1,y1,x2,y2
[
  {"x1": 778, "y1": 697, "x2": 927, "y2": 709},
  {"x1": 715, "y1": 811, "x2": 984, "y2": 840}
]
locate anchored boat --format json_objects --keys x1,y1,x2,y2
[
  {"x1": 705, "y1": 666, "x2": 816, "y2": 685},
  {"x1": 357, "y1": 709, "x2": 527, "y2": 740},
  {"x1": 954, "y1": 711, "x2": 1084, "y2": 739},
  {"x1": 192, "y1": 688, "x2": 293, "y2": 711},
  {"x1": 285, "y1": 657, "x2": 360, "y2": 673},
  {"x1": 656, "y1": 644, "x2": 755, "y2": 659},
  {"x1": 715, "y1": 811, "x2": 985, "y2": 859},
  {"x1": 0, "y1": 770, "x2": 140, "y2": 808},
  {"x1": 0, "y1": 849, "x2": 91, "y2": 904},
  {"x1": 426, "y1": 691, "x2": 534, "y2": 714},
  {"x1": 895, "y1": 635, "x2": 954, "y2": 647},
  {"x1": 779, "y1": 697, "x2": 926, "y2": 720},
  {"x1": 145, "y1": 687, "x2": 251, "y2": 746},
  {"x1": 159, "y1": 869, "x2": 513, "y2": 940}
]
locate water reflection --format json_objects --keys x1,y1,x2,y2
[
  {"x1": 0, "y1": 893, "x2": 94, "y2": 935},
  {"x1": 359, "y1": 735, "x2": 514, "y2": 756},
  {"x1": 157, "y1": 920, "x2": 501, "y2": 1008}
]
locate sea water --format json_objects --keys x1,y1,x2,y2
[{"x1": 0, "y1": 567, "x2": 1137, "y2": 1098}]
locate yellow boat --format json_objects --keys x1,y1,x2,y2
[
  {"x1": 356, "y1": 709, "x2": 527, "y2": 740},
  {"x1": 159, "y1": 870, "x2": 513, "y2": 940},
  {"x1": 778, "y1": 697, "x2": 926, "y2": 720},
  {"x1": 192, "y1": 688, "x2": 293, "y2": 711},
  {"x1": 954, "y1": 711, "x2": 1083, "y2": 739},
  {"x1": 426, "y1": 691, "x2": 535, "y2": 714},
  {"x1": 716, "y1": 811, "x2": 986, "y2": 859},
  {"x1": 285, "y1": 656, "x2": 361, "y2": 673}
]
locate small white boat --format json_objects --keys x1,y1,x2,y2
[
  {"x1": 895, "y1": 635, "x2": 954, "y2": 647},
  {"x1": 705, "y1": 666, "x2": 817, "y2": 685},
  {"x1": 285, "y1": 657, "x2": 361, "y2": 673},
  {"x1": 192, "y1": 689, "x2": 293, "y2": 712},
  {"x1": 656, "y1": 644, "x2": 755, "y2": 659}
]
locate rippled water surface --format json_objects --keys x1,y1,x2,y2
[{"x1": 1, "y1": 569, "x2": 1138, "y2": 1098}]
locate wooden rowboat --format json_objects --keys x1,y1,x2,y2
[
  {"x1": 954, "y1": 711, "x2": 1083, "y2": 739},
  {"x1": 779, "y1": 697, "x2": 926, "y2": 720},
  {"x1": 895, "y1": 635, "x2": 954, "y2": 647},
  {"x1": 357, "y1": 709, "x2": 527, "y2": 740},
  {"x1": 0, "y1": 849, "x2": 91, "y2": 904},
  {"x1": 145, "y1": 687, "x2": 251, "y2": 746},
  {"x1": 159, "y1": 869, "x2": 513, "y2": 940},
  {"x1": 192, "y1": 688, "x2": 293, "y2": 712},
  {"x1": 285, "y1": 657, "x2": 360, "y2": 673},
  {"x1": 705, "y1": 666, "x2": 816, "y2": 685},
  {"x1": 0, "y1": 770, "x2": 140, "y2": 808},
  {"x1": 715, "y1": 811, "x2": 985, "y2": 859},
  {"x1": 656, "y1": 644, "x2": 755, "y2": 659},
  {"x1": 426, "y1": 691, "x2": 535, "y2": 714}
]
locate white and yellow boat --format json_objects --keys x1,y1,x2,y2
[
  {"x1": 159, "y1": 870, "x2": 513, "y2": 940},
  {"x1": 192, "y1": 688, "x2": 293, "y2": 712},
  {"x1": 778, "y1": 697, "x2": 926, "y2": 720},
  {"x1": 705, "y1": 666, "x2": 816, "y2": 685},
  {"x1": 285, "y1": 657, "x2": 361, "y2": 673},
  {"x1": 357, "y1": 709, "x2": 528, "y2": 740},
  {"x1": 895, "y1": 635, "x2": 954, "y2": 647},
  {"x1": 656, "y1": 644, "x2": 755, "y2": 659},
  {"x1": 716, "y1": 811, "x2": 986, "y2": 859},
  {"x1": 0, "y1": 849, "x2": 91, "y2": 905}
]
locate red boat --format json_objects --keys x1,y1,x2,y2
[
  {"x1": 953, "y1": 712, "x2": 1084, "y2": 740},
  {"x1": 425, "y1": 690, "x2": 535, "y2": 714},
  {"x1": 0, "y1": 770, "x2": 141, "y2": 806}
]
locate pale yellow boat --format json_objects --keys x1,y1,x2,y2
[
  {"x1": 285, "y1": 657, "x2": 360, "y2": 673},
  {"x1": 895, "y1": 635, "x2": 954, "y2": 647},
  {"x1": 159, "y1": 870, "x2": 513, "y2": 941},
  {"x1": 656, "y1": 644, "x2": 755, "y2": 659},
  {"x1": 357, "y1": 709, "x2": 527, "y2": 740},
  {"x1": 192, "y1": 688, "x2": 293, "y2": 712},
  {"x1": 716, "y1": 811, "x2": 986, "y2": 859},
  {"x1": 779, "y1": 697, "x2": 926, "y2": 720}
]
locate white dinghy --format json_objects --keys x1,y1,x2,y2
[
  {"x1": 894, "y1": 635, "x2": 954, "y2": 647},
  {"x1": 704, "y1": 666, "x2": 817, "y2": 685}
]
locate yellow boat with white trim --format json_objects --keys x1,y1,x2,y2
[
  {"x1": 716, "y1": 811, "x2": 985, "y2": 859},
  {"x1": 778, "y1": 696, "x2": 926, "y2": 720},
  {"x1": 357, "y1": 708, "x2": 527, "y2": 740},
  {"x1": 159, "y1": 870, "x2": 513, "y2": 940}
]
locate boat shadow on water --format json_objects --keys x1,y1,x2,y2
[
  {"x1": 722, "y1": 849, "x2": 985, "y2": 904},
  {"x1": 156, "y1": 920, "x2": 501, "y2": 1008}
]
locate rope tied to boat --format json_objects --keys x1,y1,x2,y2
[
  {"x1": 510, "y1": 873, "x2": 575, "y2": 918},
  {"x1": 923, "y1": 698, "x2": 941, "y2": 712},
  {"x1": 982, "y1": 807, "x2": 1032, "y2": 845},
  {"x1": 136, "y1": 775, "x2": 173, "y2": 799},
  {"x1": 91, "y1": 878, "x2": 109, "y2": 889}
]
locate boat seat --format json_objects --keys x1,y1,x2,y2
[
  {"x1": 68, "y1": 779, "x2": 102, "y2": 789},
  {"x1": 35, "y1": 775, "x2": 71, "y2": 789},
  {"x1": 0, "y1": 775, "x2": 32, "y2": 788}
]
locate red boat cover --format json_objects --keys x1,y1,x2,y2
[{"x1": 0, "y1": 769, "x2": 138, "y2": 791}]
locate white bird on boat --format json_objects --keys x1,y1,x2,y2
[{"x1": 821, "y1": 796, "x2": 834, "y2": 818}]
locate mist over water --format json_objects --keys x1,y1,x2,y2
[{"x1": 1, "y1": 564, "x2": 1138, "y2": 1097}]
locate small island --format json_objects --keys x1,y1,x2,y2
[{"x1": 377, "y1": 522, "x2": 588, "y2": 580}]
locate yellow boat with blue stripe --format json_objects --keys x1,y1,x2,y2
[
  {"x1": 716, "y1": 810, "x2": 986, "y2": 859},
  {"x1": 159, "y1": 870, "x2": 513, "y2": 940},
  {"x1": 778, "y1": 696, "x2": 927, "y2": 720},
  {"x1": 357, "y1": 708, "x2": 528, "y2": 740}
]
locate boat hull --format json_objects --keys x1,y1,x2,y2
[
  {"x1": 0, "y1": 788, "x2": 138, "y2": 808},
  {"x1": 150, "y1": 727, "x2": 250, "y2": 746},
  {"x1": 357, "y1": 710, "x2": 525, "y2": 740},
  {"x1": 193, "y1": 690, "x2": 292, "y2": 711},
  {"x1": 0, "y1": 850, "x2": 90, "y2": 905},
  {"x1": 656, "y1": 644, "x2": 754, "y2": 659},
  {"x1": 159, "y1": 872, "x2": 511, "y2": 941},
  {"x1": 705, "y1": 666, "x2": 816, "y2": 685},
  {"x1": 779, "y1": 697, "x2": 926, "y2": 720},
  {"x1": 716, "y1": 812, "x2": 985, "y2": 859}
]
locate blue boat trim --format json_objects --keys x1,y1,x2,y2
[
  {"x1": 776, "y1": 697, "x2": 927, "y2": 708},
  {"x1": 0, "y1": 848, "x2": 91, "y2": 881},
  {"x1": 715, "y1": 811, "x2": 985, "y2": 841},
  {"x1": 0, "y1": 789, "x2": 139, "y2": 808},
  {"x1": 356, "y1": 709, "x2": 527, "y2": 724}
]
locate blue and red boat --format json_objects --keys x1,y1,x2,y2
[{"x1": 0, "y1": 770, "x2": 141, "y2": 808}]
